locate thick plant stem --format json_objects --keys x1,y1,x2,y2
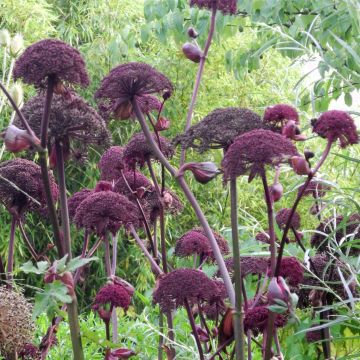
[
  {"x1": 265, "y1": 141, "x2": 332, "y2": 360},
  {"x1": 6, "y1": 216, "x2": 17, "y2": 283},
  {"x1": 38, "y1": 77, "x2": 64, "y2": 257},
  {"x1": 230, "y1": 178, "x2": 245, "y2": 360},
  {"x1": 180, "y1": 5, "x2": 217, "y2": 165},
  {"x1": 132, "y1": 98, "x2": 235, "y2": 306},
  {"x1": 184, "y1": 298, "x2": 204, "y2": 360}
]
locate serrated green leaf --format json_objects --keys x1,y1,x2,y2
[
  {"x1": 20, "y1": 260, "x2": 49, "y2": 274},
  {"x1": 65, "y1": 256, "x2": 98, "y2": 273}
]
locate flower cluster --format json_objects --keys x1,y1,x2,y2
[
  {"x1": 98, "y1": 146, "x2": 126, "y2": 181},
  {"x1": 189, "y1": 0, "x2": 237, "y2": 15},
  {"x1": 275, "y1": 208, "x2": 301, "y2": 230},
  {"x1": 67, "y1": 188, "x2": 93, "y2": 221}
]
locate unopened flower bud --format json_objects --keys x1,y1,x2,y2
[
  {"x1": 0, "y1": 29, "x2": 11, "y2": 47},
  {"x1": 114, "y1": 102, "x2": 132, "y2": 120},
  {"x1": 2, "y1": 125, "x2": 38, "y2": 153},
  {"x1": 304, "y1": 150, "x2": 315, "y2": 161},
  {"x1": 268, "y1": 276, "x2": 291, "y2": 305},
  {"x1": 187, "y1": 27, "x2": 198, "y2": 39},
  {"x1": 135, "y1": 186, "x2": 146, "y2": 199},
  {"x1": 195, "y1": 325, "x2": 210, "y2": 343},
  {"x1": 291, "y1": 156, "x2": 311, "y2": 175},
  {"x1": 154, "y1": 117, "x2": 170, "y2": 131},
  {"x1": 269, "y1": 182, "x2": 283, "y2": 202},
  {"x1": 282, "y1": 120, "x2": 296, "y2": 139},
  {"x1": 182, "y1": 43, "x2": 203, "y2": 63},
  {"x1": 9, "y1": 83, "x2": 23, "y2": 107},
  {"x1": 10, "y1": 34, "x2": 24, "y2": 56},
  {"x1": 106, "y1": 348, "x2": 136, "y2": 359},
  {"x1": 163, "y1": 90, "x2": 171, "y2": 101},
  {"x1": 179, "y1": 162, "x2": 220, "y2": 184}
]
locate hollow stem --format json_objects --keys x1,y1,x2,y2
[
  {"x1": 184, "y1": 298, "x2": 204, "y2": 360},
  {"x1": 6, "y1": 215, "x2": 17, "y2": 283},
  {"x1": 230, "y1": 178, "x2": 245, "y2": 360},
  {"x1": 180, "y1": 5, "x2": 217, "y2": 165},
  {"x1": 132, "y1": 98, "x2": 235, "y2": 306}
]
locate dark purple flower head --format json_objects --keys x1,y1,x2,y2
[
  {"x1": 298, "y1": 179, "x2": 329, "y2": 198},
  {"x1": 312, "y1": 110, "x2": 358, "y2": 148},
  {"x1": 305, "y1": 325, "x2": 322, "y2": 343},
  {"x1": 74, "y1": 191, "x2": 140, "y2": 236},
  {"x1": 14, "y1": 93, "x2": 110, "y2": 160},
  {"x1": 95, "y1": 62, "x2": 172, "y2": 120},
  {"x1": 222, "y1": 129, "x2": 299, "y2": 182},
  {"x1": 277, "y1": 257, "x2": 304, "y2": 287},
  {"x1": 192, "y1": 227, "x2": 229, "y2": 258},
  {"x1": 0, "y1": 158, "x2": 58, "y2": 216},
  {"x1": 263, "y1": 104, "x2": 299, "y2": 130},
  {"x1": 13, "y1": 39, "x2": 89, "y2": 88},
  {"x1": 174, "y1": 107, "x2": 263, "y2": 153},
  {"x1": 67, "y1": 188, "x2": 93, "y2": 222},
  {"x1": 311, "y1": 214, "x2": 360, "y2": 255},
  {"x1": 98, "y1": 146, "x2": 126, "y2": 181},
  {"x1": 255, "y1": 231, "x2": 280, "y2": 244},
  {"x1": 142, "y1": 189, "x2": 184, "y2": 223},
  {"x1": 153, "y1": 269, "x2": 222, "y2": 312},
  {"x1": 114, "y1": 170, "x2": 153, "y2": 199},
  {"x1": 93, "y1": 283, "x2": 132, "y2": 311},
  {"x1": 19, "y1": 343, "x2": 40, "y2": 360},
  {"x1": 276, "y1": 208, "x2": 301, "y2": 230},
  {"x1": 217, "y1": 257, "x2": 269, "y2": 279},
  {"x1": 189, "y1": 0, "x2": 237, "y2": 15},
  {"x1": 123, "y1": 132, "x2": 174, "y2": 169},
  {"x1": 244, "y1": 306, "x2": 287, "y2": 335}
]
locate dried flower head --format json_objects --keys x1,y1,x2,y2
[
  {"x1": 98, "y1": 146, "x2": 126, "y2": 181},
  {"x1": 123, "y1": 132, "x2": 174, "y2": 169},
  {"x1": 74, "y1": 191, "x2": 140, "y2": 236},
  {"x1": 263, "y1": 104, "x2": 299, "y2": 131},
  {"x1": 0, "y1": 158, "x2": 58, "y2": 216},
  {"x1": 0, "y1": 287, "x2": 35, "y2": 356},
  {"x1": 276, "y1": 208, "x2": 301, "y2": 230},
  {"x1": 277, "y1": 257, "x2": 304, "y2": 287},
  {"x1": 175, "y1": 228, "x2": 229, "y2": 261},
  {"x1": 189, "y1": 0, "x2": 237, "y2": 15},
  {"x1": 67, "y1": 188, "x2": 93, "y2": 221},
  {"x1": 312, "y1": 110, "x2": 358, "y2": 148},
  {"x1": 298, "y1": 179, "x2": 329, "y2": 198},
  {"x1": 13, "y1": 39, "x2": 89, "y2": 87},
  {"x1": 95, "y1": 62, "x2": 172, "y2": 120},
  {"x1": 222, "y1": 129, "x2": 299, "y2": 182},
  {"x1": 311, "y1": 214, "x2": 360, "y2": 255},
  {"x1": 244, "y1": 306, "x2": 287, "y2": 336},
  {"x1": 174, "y1": 107, "x2": 263, "y2": 153},
  {"x1": 93, "y1": 283, "x2": 132, "y2": 311},
  {"x1": 13, "y1": 92, "x2": 110, "y2": 160},
  {"x1": 153, "y1": 269, "x2": 222, "y2": 312}
]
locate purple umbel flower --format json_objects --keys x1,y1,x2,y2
[
  {"x1": 98, "y1": 146, "x2": 126, "y2": 181},
  {"x1": 74, "y1": 191, "x2": 140, "y2": 236},
  {"x1": 93, "y1": 283, "x2": 132, "y2": 311},
  {"x1": 277, "y1": 257, "x2": 304, "y2": 287},
  {"x1": 174, "y1": 107, "x2": 263, "y2": 153},
  {"x1": 153, "y1": 269, "x2": 222, "y2": 312},
  {"x1": 312, "y1": 110, "x2": 358, "y2": 148},
  {"x1": 216, "y1": 257, "x2": 269, "y2": 279},
  {"x1": 95, "y1": 62, "x2": 173, "y2": 120},
  {"x1": 263, "y1": 104, "x2": 299, "y2": 127},
  {"x1": 244, "y1": 306, "x2": 287, "y2": 336},
  {"x1": 275, "y1": 208, "x2": 301, "y2": 230},
  {"x1": 222, "y1": 129, "x2": 299, "y2": 182},
  {"x1": 189, "y1": 0, "x2": 237, "y2": 15},
  {"x1": 0, "y1": 158, "x2": 58, "y2": 216},
  {"x1": 13, "y1": 92, "x2": 110, "y2": 161},
  {"x1": 67, "y1": 189, "x2": 93, "y2": 221},
  {"x1": 123, "y1": 132, "x2": 174, "y2": 169},
  {"x1": 13, "y1": 39, "x2": 89, "y2": 88},
  {"x1": 311, "y1": 214, "x2": 360, "y2": 255}
]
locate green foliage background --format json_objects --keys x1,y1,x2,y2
[{"x1": 0, "y1": 0, "x2": 359, "y2": 359}]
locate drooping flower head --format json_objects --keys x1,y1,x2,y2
[
  {"x1": 13, "y1": 92, "x2": 110, "y2": 162},
  {"x1": 222, "y1": 129, "x2": 299, "y2": 182},
  {"x1": 175, "y1": 227, "x2": 229, "y2": 261},
  {"x1": 68, "y1": 188, "x2": 93, "y2": 221},
  {"x1": 263, "y1": 104, "x2": 299, "y2": 132},
  {"x1": 153, "y1": 269, "x2": 222, "y2": 312},
  {"x1": 74, "y1": 191, "x2": 140, "y2": 236},
  {"x1": 0, "y1": 287, "x2": 35, "y2": 356},
  {"x1": 312, "y1": 110, "x2": 358, "y2": 148},
  {"x1": 95, "y1": 62, "x2": 173, "y2": 120},
  {"x1": 189, "y1": 0, "x2": 237, "y2": 15},
  {"x1": 98, "y1": 146, "x2": 126, "y2": 181},
  {"x1": 275, "y1": 208, "x2": 301, "y2": 230},
  {"x1": 174, "y1": 107, "x2": 263, "y2": 153},
  {"x1": 311, "y1": 214, "x2": 360, "y2": 255},
  {"x1": 123, "y1": 132, "x2": 174, "y2": 169},
  {"x1": 244, "y1": 306, "x2": 287, "y2": 336},
  {"x1": 0, "y1": 158, "x2": 58, "y2": 216},
  {"x1": 13, "y1": 39, "x2": 89, "y2": 88}
]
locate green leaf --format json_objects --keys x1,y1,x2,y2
[
  {"x1": 56, "y1": 254, "x2": 69, "y2": 272},
  {"x1": 20, "y1": 260, "x2": 49, "y2": 275},
  {"x1": 344, "y1": 92, "x2": 353, "y2": 106},
  {"x1": 268, "y1": 304, "x2": 288, "y2": 314},
  {"x1": 65, "y1": 256, "x2": 98, "y2": 273}
]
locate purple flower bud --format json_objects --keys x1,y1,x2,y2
[
  {"x1": 195, "y1": 325, "x2": 210, "y2": 342},
  {"x1": 187, "y1": 27, "x2": 199, "y2": 38},
  {"x1": 268, "y1": 276, "x2": 291, "y2": 305},
  {"x1": 182, "y1": 43, "x2": 203, "y2": 63},
  {"x1": 2, "y1": 125, "x2": 39, "y2": 153},
  {"x1": 282, "y1": 120, "x2": 296, "y2": 139},
  {"x1": 154, "y1": 117, "x2": 170, "y2": 131},
  {"x1": 105, "y1": 348, "x2": 136, "y2": 359},
  {"x1": 291, "y1": 156, "x2": 311, "y2": 175},
  {"x1": 180, "y1": 162, "x2": 221, "y2": 184},
  {"x1": 269, "y1": 182, "x2": 283, "y2": 202},
  {"x1": 304, "y1": 150, "x2": 315, "y2": 160}
]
